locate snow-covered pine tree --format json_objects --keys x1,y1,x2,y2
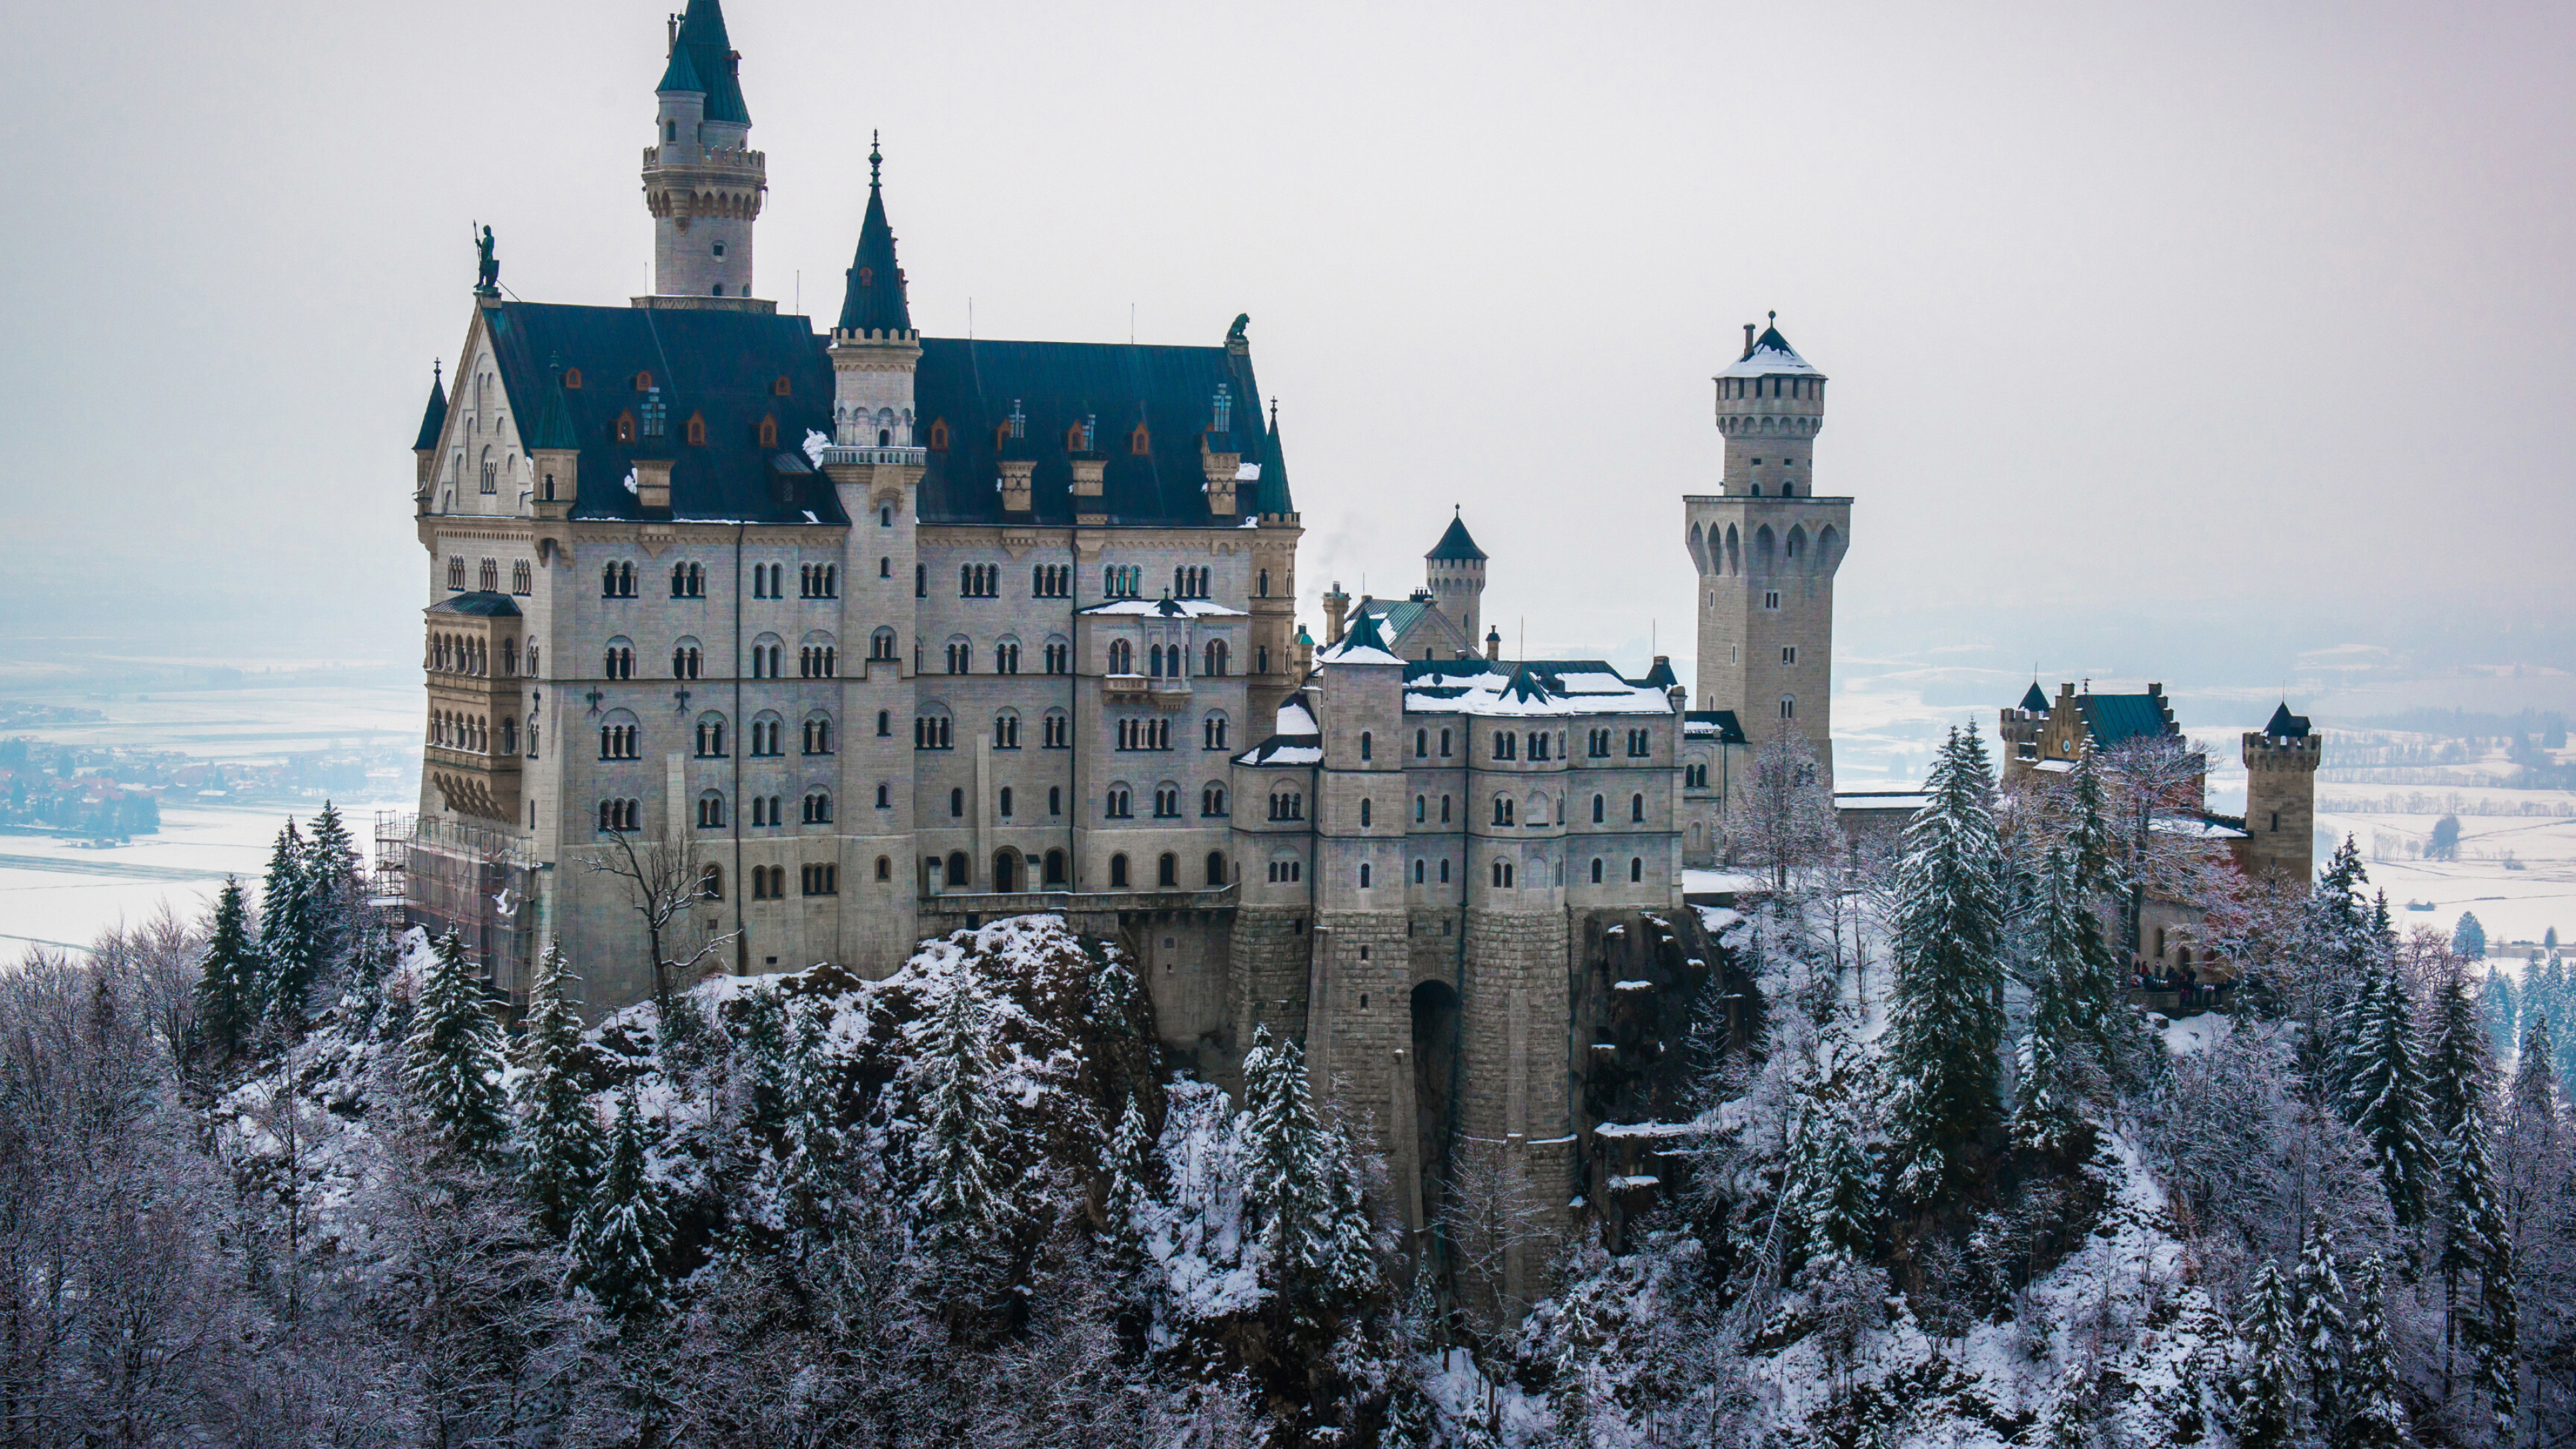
[
  {"x1": 2063, "y1": 743, "x2": 2121, "y2": 900},
  {"x1": 301, "y1": 800, "x2": 362, "y2": 985},
  {"x1": 2425, "y1": 953, "x2": 2496, "y2": 1146},
  {"x1": 909, "y1": 970, "x2": 1010, "y2": 1265},
  {"x1": 2340, "y1": 958, "x2": 2438, "y2": 1228},
  {"x1": 737, "y1": 984, "x2": 792, "y2": 1140},
  {"x1": 2339, "y1": 1256, "x2": 2410, "y2": 1448},
  {"x1": 1786, "y1": 1096, "x2": 1878, "y2": 1275},
  {"x1": 2483, "y1": 964, "x2": 2521, "y2": 1077},
  {"x1": 2294, "y1": 1215, "x2": 2351, "y2": 1437},
  {"x1": 1238, "y1": 1025, "x2": 1377, "y2": 1328},
  {"x1": 513, "y1": 940, "x2": 602, "y2": 1238},
  {"x1": 197, "y1": 875, "x2": 262, "y2": 1057},
  {"x1": 2235, "y1": 1254, "x2": 2300, "y2": 1449},
  {"x1": 574, "y1": 1087, "x2": 671, "y2": 1322},
  {"x1": 2298, "y1": 837, "x2": 2378, "y2": 1094},
  {"x1": 2013, "y1": 844, "x2": 2104, "y2": 1159},
  {"x1": 2442, "y1": 1091, "x2": 2516, "y2": 1436},
  {"x1": 402, "y1": 930, "x2": 511, "y2": 1160},
  {"x1": 1884, "y1": 724, "x2": 2009, "y2": 1210},
  {"x1": 1099, "y1": 1091, "x2": 1154, "y2": 1283},
  {"x1": 768, "y1": 998, "x2": 845, "y2": 1256},
  {"x1": 256, "y1": 818, "x2": 315, "y2": 1026}
]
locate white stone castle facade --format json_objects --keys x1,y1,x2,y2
[{"x1": 399, "y1": 0, "x2": 1852, "y2": 1248}]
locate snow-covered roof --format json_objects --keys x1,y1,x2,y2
[
  {"x1": 1716, "y1": 323, "x2": 1825, "y2": 380},
  {"x1": 1317, "y1": 636, "x2": 1405, "y2": 667},
  {"x1": 1401, "y1": 659, "x2": 1674, "y2": 719},
  {"x1": 1235, "y1": 694, "x2": 1324, "y2": 767},
  {"x1": 2151, "y1": 814, "x2": 2249, "y2": 841},
  {"x1": 1833, "y1": 791, "x2": 1930, "y2": 813},
  {"x1": 1274, "y1": 698, "x2": 1318, "y2": 736},
  {"x1": 1077, "y1": 596, "x2": 1246, "y2": 619}
]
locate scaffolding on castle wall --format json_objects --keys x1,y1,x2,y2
[{"x1": 375, "y1": 810, "x2": 537, "y2": 1003}]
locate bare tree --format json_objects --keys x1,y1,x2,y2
[
  {"x1": 2100, "y1": 733, "x2": 2231, "y2": 964},
  {"x1": 1729, "y1": 722, "x2": 1843, "y2": 896},
  {"x1": 1436, "y1": 1136, "x2": 1556, "y2": 1340},
  {"x1": 583, "y1": 824, "x2": 737, "y2": 1012}
]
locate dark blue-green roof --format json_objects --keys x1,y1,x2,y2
[
  {"x1": 2082, "y1": 692, "x2": 2176, "y2": 748},
  {"x1": 429, "y1": 591, "x2": 522, "y2": 618},
  {"x1": 1684, "y1": 709, "x2": 1747, "y2": 744},
  {"x1": 836, "y1": 146, "x2": 910, "y2": 335},
  {"x1": 915, "y1": 335, "x2": 1269, "y2": 527},
  {"x1": 475, "y1": 301, "x2": 1286, "y2": 530},
  {"x1": 2263, "y1": 702, "x2": 2312, "y2": 739},
  {"x1": 480, "y1": 301, "x2": 844, "y2": 526},
  {"x1": 658, "y1": 0, "x2": 749, "y2": 125},
  {"x1": 528, "y1": 360, "x2": 578, "y2": 451},
  {"x1": 2017, "y1": 682, "x2": 2051, "y2": 714},
  {"x1": 1252, "y1": 404, "x2": 1295, "y2": 515},
  {"x1": 1427, "y1": 511, "x2": 1487, "y2": 561},
  {"x1": 412, "y1": 372, "x2": 449, "y2": 451}
]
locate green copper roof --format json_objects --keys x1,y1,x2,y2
[
  {"x1": 1252, "y1": 401, "x2": 1296, "y2": 515},
  {"x1": 1427, "y1": 509, "x2": 1486, "y2": 561},
  {"x1": 2082, "y1": 692, "x2": 2176, "y2": 748},
  {"x1": 411, "y1": 370, "x2": 448, "y2": 451},
  {"x1": 2263, "y1": 702, "x2": 2312, "y2": 739},
  {"x1": 2018, "y1": 682, "x2": 2050, "y2": 713},
  {"x1": 659, "y1": 0, "x2": 749, "y2": 124},
  {"x1": 1340, "y1": 608, "x2": 1392, "y2": 654},
  {"x1": 528, "y1": 360, "x2": 578, "y2": 451},
  {"x1": 835, "y1": 140, "x2": 911, "y2": 335}
]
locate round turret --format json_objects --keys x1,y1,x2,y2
[
  {"x1": 1713, "y1": 314, "x2": 1826, "y2": 498},
  {"x1": 1424, "y1": 507, "x2": 1488, "y2": 651}
]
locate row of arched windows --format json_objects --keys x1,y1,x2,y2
[
  {"x1": 427, "y1": 632, "x2": 518, "y2": 677},
  {"x1": 1686, "y1": 519, "x2": 1844, "y2": 577},
  {"x1": 427, "y1": 710, "x2": 515, "y2": 755}
]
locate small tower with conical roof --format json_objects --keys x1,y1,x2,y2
[
  {"x1": 1425, "y1": 507, "x2": 1488, "y2": 652},
  {"x1": 2242, "y1": 702, "x2": 2321, "y2": 882},
  {"x1": 641, "y1": 0, "x2": 767, "y2": 304},
  {"x1": 1684, "y1": 315, "x2": 1851, "y2": 784},
  {"x1": 828, "y1": 134, "x2": 920, "y2": 447}
]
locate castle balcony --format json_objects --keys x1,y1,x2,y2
[
  {"x1": 1147, "y1": 678, "x2": 1194, "y2": 710},
  {"x1": 818, "y1": 444, "x2": 927, "y2": 468},
  {"x1": 1103, "y1": 673, "x2": 1149, "y2": 700},
  {"x1": 642, "y1": 144, "x2": 766, "y2": 174},
  {"x1": 424, "y1": 743, "x2": 521, "y2": 825}
]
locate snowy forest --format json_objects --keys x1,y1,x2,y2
[{"x1": 11, "y1": 727, "x2": 2576, "y2": 1448}]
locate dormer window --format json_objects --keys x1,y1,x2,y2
[
  {"x1": 928, "y1": 419, "x2": 949, "y2": 451},
  {"x1": 635, "y1": 371, "x2": 653, "y2": 390},
  {"x1": 685, "y1": 411, "x2": 707, "y2": 445},
  {"x1": 615, "y1": 411, "x2": 636, "y2": 443},
  {"x1": 1130, "y1": 423, "x2": 1150, "y2": 456},
  {"x1": 772, "y1": 376, "x2": 791, "y2": 397},
  {"x1": 641, "y1": 388, "x2": 666, "y2": 437},
  {"x1": 857, "y1": 266, "x2": 873, "y2": 287},
  {"x1": 563, "y1": 368, "x2": 582, "y2": 389},
  {"x1": 1065, "y1": 423, "x2": 1084, "y2": 451},
  {"x1": 758, "y1": 416, "x2": 778, "y2": 449}
]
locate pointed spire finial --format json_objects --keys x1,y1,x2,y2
[
  {"x1": 1269, "y1": 395, "x2": 1279, "y2": 429},
  {"x1": 869, "y1": 129, "x2": 881, "y2": 189},
  {"x1": 1769, "y1": 309, "x2": 1777, "y2": 323}
]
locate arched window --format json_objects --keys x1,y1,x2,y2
[
  {"x1": 1201, "y1": 784, "x2": 1228, "y2": 816},
  {"x1": 1630, "y1": 857, "x2": 1644, "y2": 883},
  {"x1": 1358, "y1": 863, "x2": 1373, "y2": 889},
  {"x1": 694, "y1": 713, "x2": 727, "y2": 757},
  {"x1": 949, "y1": 787, "x2": 965, "y2": 818},
  {"x1": 802, "y1": 790, "x2": 833, "y2": 824},
  {"x1": 1593, "y1": 794, "x2": 1605, "y2": 823},
  {"x1": 947, "y1": 851, "x2": 969, "y2": 888},
  {"x1": 1359, "y1": 731, "x2": 1372, "y2": 761},
  {"x1": 1591, "y1": 858, "x2": 1604, "y2": 883},
  {"x1": 1631, "y1": 793, "x2": 1646, "y2": 822},
  {"x1": 1258, "y1": 568, "x2": 1270, "y2": 597},
  {"x1": 1157, "y1": 853, "x2": 1179, "y2": 888},
  {"x1": 1780, "y1": 696, "x2": 1794, "y2": 720},
  {"x1": 1413, "y1": 858, "x2": 1426, "y2": 883},
  {"x1": 994, "y1": 851, "x2": 1018, "y2": 893},
  {"x1": 1359, "y1": 799, "x2": 1373, "y2": 827},
  {"x1": 1203, "y1": 712, "x2": 1230, "y2": 751},
  {"x1": 1108, "y1": 639, "x2": 1134, "y2": 675},
  {"x1": 700, "y1": 863, "x2": 722, "y2": 900},
  {"x1": 802, "y1": 712, "x2": 834, "y2": 754},
  {"x1": 877, "y1": 855, "x2": 893, "y2": 881},
  {"x1": 998, "y1": 786, "x2": 1014, "y2": 818},
  {"x1": 870, "y1": 627, "x2": 898, "y2": 661},
  {"x1": 696, "y1": 790, "x2": 727, "y2": 829},
  {"x1": 877, "y1": 709, "x2": 892, "y2": 737},
  {"x1": 1044, "y1": 849, "x2": 1067, "y2": 885},
  {"x1": 876, "y1": 782, "x2": 890, "y2": 808},
  {"x1": 1203, "y1": 639, "x2": 1228, "y2": 677},
  {"x1": 1110, "y1": 853, "x2": 1130, "y2": 888},
  {"x1": 1207, "y1": 851, "x2": 1228, "y2": 887}
]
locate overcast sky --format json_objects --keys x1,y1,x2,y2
[{"x1": 5, "y1": 0, "x2": 2571, "y2": 704}]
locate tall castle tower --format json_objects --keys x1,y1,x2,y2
[
  {"x1": 2242, "y1": 702, "x2": 2321, "y2": 883},
  {"x1": 1685, "y1": 316, "x2": 1849, "y2": 782},
  {"x1": 642, "y1": 0, "x2": 767, "y2": 303},
  {"x1": 1425, "y1": 508, "x2": 1487, "y2": 649}
]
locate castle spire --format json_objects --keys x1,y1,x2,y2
[
  {"x1": 643, "y1": 0, "x2": 764, "y2": 301},
  {"x1": 835, "y1": 134, "x2": 912, "y2": 337},
  {"x1": 659, "y1": 0, "x2": 749, "y2": 123}
]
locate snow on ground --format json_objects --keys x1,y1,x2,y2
[
  {"x1": 2158, "y1": 1011, "x2": 2233, "y2": 1057},
  {"x1": 1746, "y1": 1131, "x2": 2226, "y2": 1447}
]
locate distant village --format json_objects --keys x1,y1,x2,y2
[{"x1": 0, "y1": 712, "x2": 400, "y2": 840}]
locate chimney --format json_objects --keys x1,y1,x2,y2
[
  {"x1": 1485, "y1": 627, "x2": 1501, "y2": 662},
  {"x1": 1322, "y1": 583, "x2": 1350, "y2": 646},
  {"x1": 1742, "y1": 323, "x2": 1757, "y2": 360},
  {"x1": 635, "y1": 459, "x2": 673, "y2": 512}
]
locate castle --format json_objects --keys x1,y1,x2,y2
[
  {"x1": 396, "y1": 0, "x2": 1849, "y2": 1275},
  {"x1": 1999, "y1": 680, "x2": 2321, "y2": 990}
]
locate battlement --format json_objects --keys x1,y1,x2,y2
[
  {"x1": 642, "y1": 144, "x2": 766, "y2": 174},
  {"x1": 2242, "y1": 731, "x2": 2323, "y2": 771}
]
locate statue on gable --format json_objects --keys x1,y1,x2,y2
[{"x1": 473, "y1": 224, "x2": 500, "y2": 296}]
